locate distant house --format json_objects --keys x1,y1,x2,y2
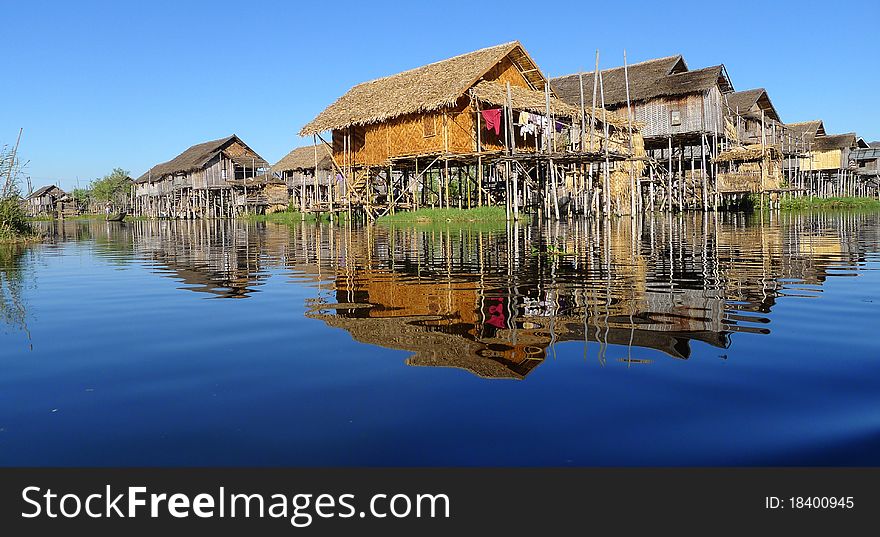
[
  {"x1": 790, "y1": 129, "x2": 870, "y2": 196},
  {"x1": 134, "y1": 135, "x2": 269, "y2": 218},
  {"x1": 272, "y1": 145, "x2": 337, "y2": 210},
  {"x1": 723, "y1": 88, "x2": 784, "y2": 146},
  {"x1": 797, "y1": 132, "x2": 866, "y2": 173},
  {"x1": 847, "y1": 143, "x2": 880, "y2": 193},
  {"x1": 25, "y1": 185, "x2": 66, "y2": 217}
]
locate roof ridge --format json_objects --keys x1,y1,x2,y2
[
  {"x1": 550, "y1": 54, "x2": 684, "y2": 80},
  {"x1": 351, "y1": 41, "x2": 518, "y2": 88}
]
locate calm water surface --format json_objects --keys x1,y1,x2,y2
[{"x1": 1, "y1": 212, "x2": 879, "y2": 466}]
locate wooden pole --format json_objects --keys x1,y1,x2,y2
[
  {"x1": 476, "y1": 98, "x2": 483, "y2": 207},
  {"x1": 623, "y1": 50, "x2": 636, "y2": 216},
  {"x1": 599, "y1": 69, "x2": 610, "y2": 216}
]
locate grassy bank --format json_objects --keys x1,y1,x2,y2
[
  {"x1": 0, "y1": 198, "x2": 39, "y2": 243},
  {"x1": 779, "y1": 196, "x2": 880, "y2": 211},
  {"x1": 377, "y1": 206, "x2": 510, "y2": 224},
  {"x1": 242, "y1": 211, "x2": 345, "y2": 224}
]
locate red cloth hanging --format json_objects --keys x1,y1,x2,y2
[
  {"x1": 486, "y1": 298, "x2": 506, "y2": 329},
  {"x1": 481, "y1": 109, "x2": 502, "y2": 136}
]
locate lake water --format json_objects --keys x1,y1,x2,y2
[{"x1": 1, "y1": 212, "x2": 879, "y2": 466}]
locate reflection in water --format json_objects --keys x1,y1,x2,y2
[
  {"x1": 0, "y1": 244, "x2": 32, "y2": 344},
  {"x1": 26, "y1": 211, "x2": 879, "y2": 380}
]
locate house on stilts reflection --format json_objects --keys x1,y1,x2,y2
[
  {"x1": 299, "y1": 41, "x2": 644, "y2": 220},
  {"x1": 133, "y1": 135, "x2": 285, "y2": 218}
]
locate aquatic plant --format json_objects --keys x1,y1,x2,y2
[
  {"x1": 779, "y1": 196, "x2": 880, "y2": 211},
  {"x1": 377, "y1": 206, "x2": 510, "y2": 224}
]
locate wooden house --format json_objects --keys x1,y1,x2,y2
[
  {"x1": 134, "y1": 135, "x2": 269, "y2": 218},
  {"x1": 723, "y1": 88, "x2": 784, "y2": 146},
  {"x1": 24, "y1": 185, "x2": 66, "y2": 217},
  {"x1": 848, "y1": 145, "x2": 880, "y2": 195},
  {"x1": 849, "y1": 143, "x2": 880, "y2": 195},
  {"x1": 795, "y1": 131, "x2": 867, "y2": 196},
  {"x1": 552, "y1": 55, "x2": 735, "y2": 210},
  {"x1": 300, "y1": 41, "x2": 640, "y2": 219},
  {"x1": 272, "y1": 145, "x2": 337, "y2": 211}
]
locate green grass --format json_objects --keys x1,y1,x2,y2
[
  {"x1": 778, "y1": 196, "x2": 880, "y2": 211},
  {"x1": 1, "y1": 198, "x2": 39, "y2": 243},
  {"x1": 377, "y1": 206, "x2": 511, "y2": 224},
  {"x1": 241, "y1": 210, "x2": 346, "y2": 224}
]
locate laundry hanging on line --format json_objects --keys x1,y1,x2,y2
[{"x1": 481, "y1": 109, "x2": 502, "y2": 135}]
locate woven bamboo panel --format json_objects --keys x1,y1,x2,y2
[{"x1": 799, "y1": 150, "x2": 842, "y2": 171}]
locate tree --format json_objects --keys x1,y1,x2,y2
[{"x1": 90, "y1": 168, "x2": 131, "y2": 206}]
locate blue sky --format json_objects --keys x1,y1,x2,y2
[{"x1": 3, "y1": 0, "x2": 878, "y2": 191}]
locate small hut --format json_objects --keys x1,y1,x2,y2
[
  {"x1": 272, "y1": 145, "x2": 336, "y2": 211},
  {"x1": 849, "y1": 144, "x2": 880, "y2": 196},
  {"x1": 795, "y1": 132, "x2": 867, "y2": 197},
  {"x1": 25, "y1": 185, "x2": 66, "y2": 217},
  {"x1": 134, "y1": 135, "x2": 268, "y2": 218}
]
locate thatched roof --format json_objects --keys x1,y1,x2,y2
[
  {"x1": 27, "y1": 185, "x2": 65, "y2": 199},
  {"x1": 811, "y1": 133, "x2": 859, "y2": 151},
  {"x1": 787, "y1": 120, "x2": 826, "y2": 141},
  {"x1": 300, "y1": 41, "x2": 546, "y2": 135},
  {"x1": 724, "y1": 88, "x2": 781, "y2": 122},
  {"x1": 551, "y1": 55, "x2": 733, "y2": 108},
  {"x1": 136, "y1": 135, "x2": 267, "y2": 183},
  {"x1": 273, "y1": 145, "x2": 333, "y2": 172},
  {"x1": 715, "y1": 144, "x2": 781, "y2": 162}
]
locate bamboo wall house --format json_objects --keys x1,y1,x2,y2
[
  {"x1": 299, "y1": 41, "x2": 644, "y2": 220},
  {"x1": 134, "y1": 135, "x2": 274, "y2": 218},
  {"x1": 787, "y1": 126, "x2": 871, "y2": 197},
  {"x1": 272, "y1": 145, "x2": 337, "y2": 212}
]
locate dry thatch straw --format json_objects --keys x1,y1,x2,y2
[
  {"x1": 810, "y1": 133, "x2": 860, "y2": 152},
  {"x1": 608, "y1": 133, "x2": 646, "y2": 214},
  {"x1": 715, "y1": 144, "x2": 781, "y2": 163},
  {"x1": 786, "y1": 120, "x2": 825, "y2": 141},
  {"x1": 272, "y1": 145, "x2": 333, "y2": 172}
]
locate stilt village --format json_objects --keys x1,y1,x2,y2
[{"x1": 26, "y1": 41, "x2": 880, "y2": 220}]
